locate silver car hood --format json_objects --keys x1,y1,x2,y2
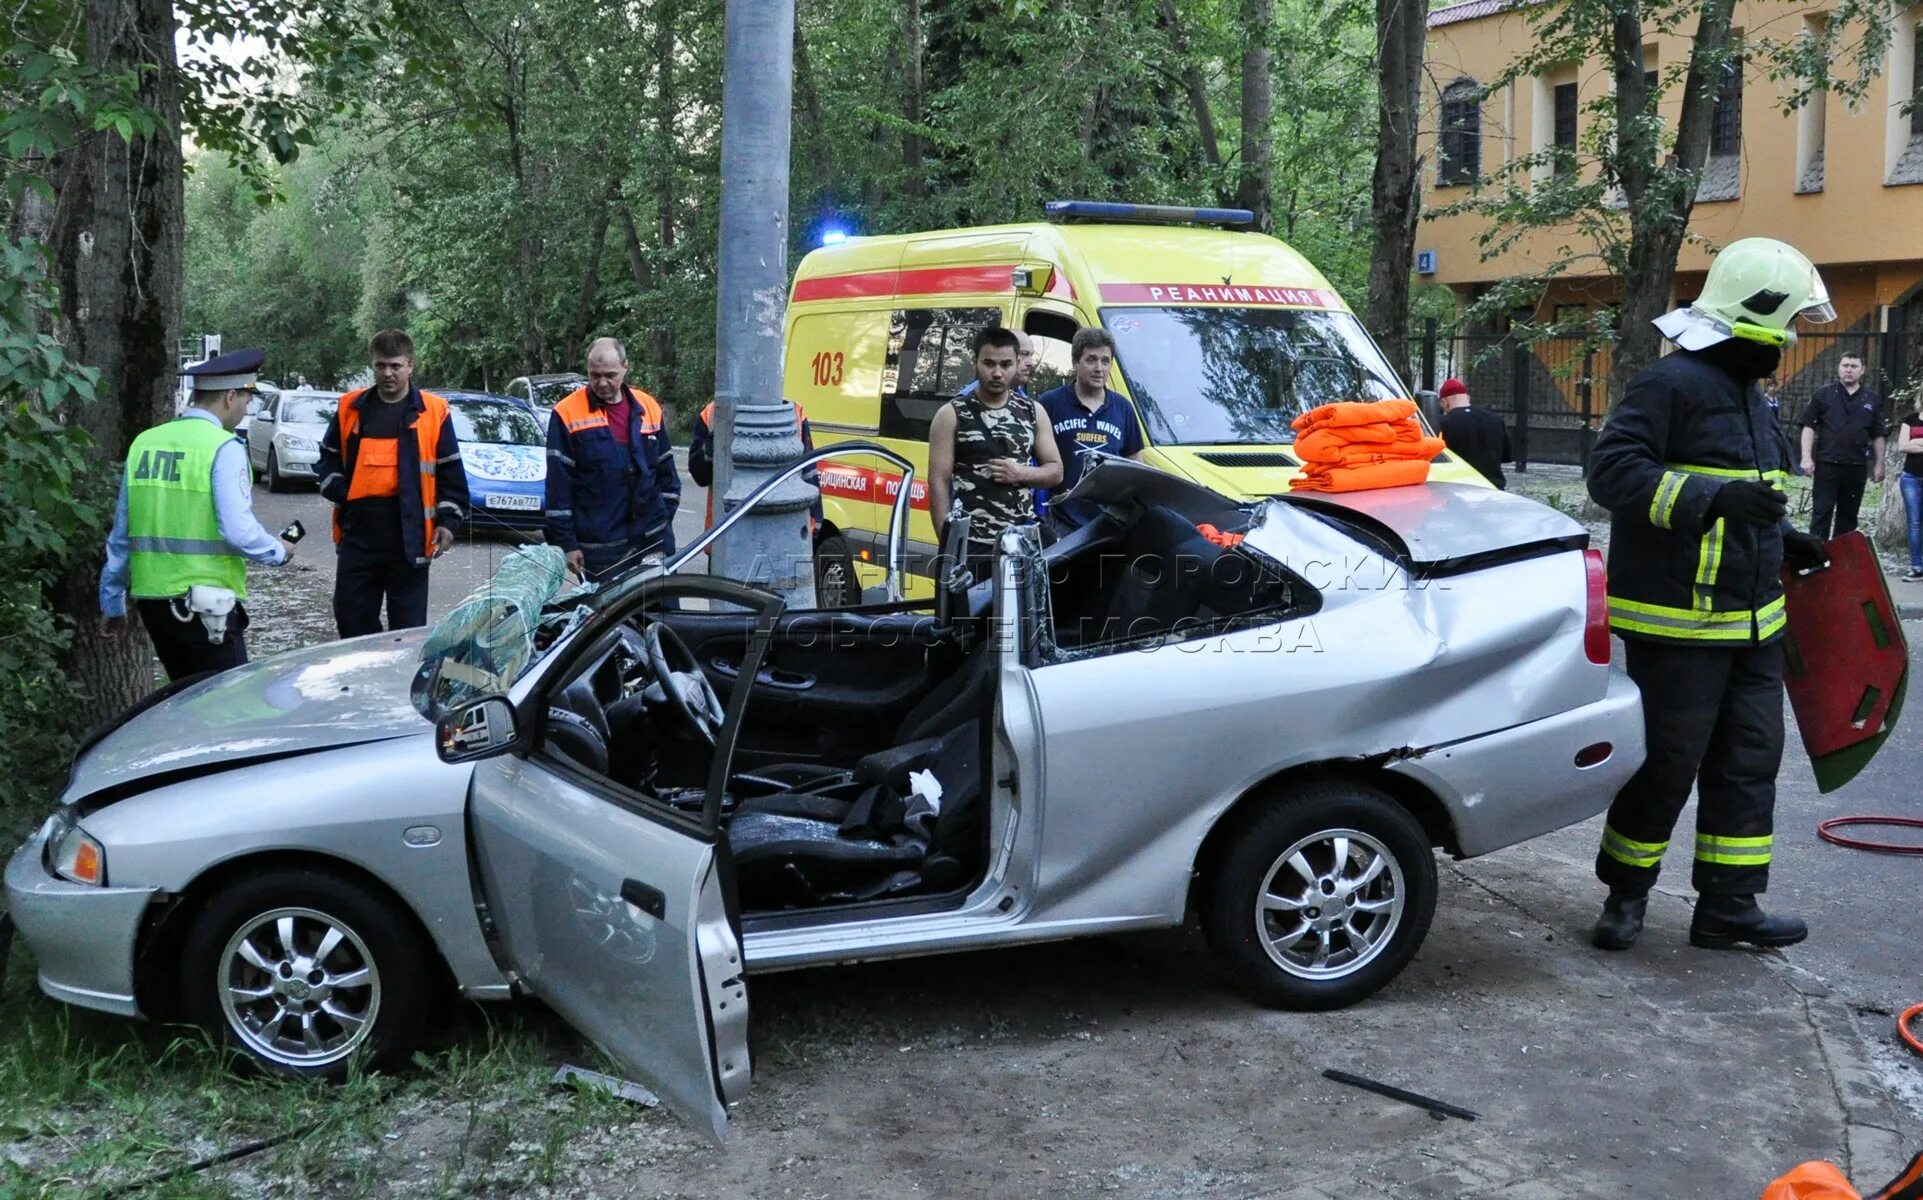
[
  {"x1": 1064, "y1": 456, "x2": 1585, "y2": 568},
  {"x1": 66, "y1": 631, "x2": 431, "y2": 806},
  {"x1": 1279, "y1": 481, "x2": 1587, "y2": 568}
]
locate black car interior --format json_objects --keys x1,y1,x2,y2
[{"x1": 534, "y1": 488, "x2": 1304, "y2": 915}]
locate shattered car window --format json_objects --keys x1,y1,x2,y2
[{"x1": 412, "y1": 546, "x2": 591, "y2": 719}]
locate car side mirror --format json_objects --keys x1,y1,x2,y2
[{"x1": 436, "y1": 696, "x2": 519, "y2": 763}]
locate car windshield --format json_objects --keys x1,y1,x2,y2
[
  {"x1": 1102, "y1": 306, "x2": 1407, "y2": 445},
  {"x1": 450, "y1": 400, "x2": 544, "y2": 446},
  {"x1": 284, "y1": 397, "x2": 337, "y2": 424},
  {"x1": 530, "y1": 378, "x2": 580, "y2": 407}
]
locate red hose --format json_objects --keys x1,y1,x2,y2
[
  {"x1": 1815, "y1": 816, "x2": 1923, "y2": 856},
  {"x1": 1901, "y1": 1006, "x2": 1923, "y2": 1059}
]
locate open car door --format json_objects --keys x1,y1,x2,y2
[{"x1": 460, "y1": 574, "x2": 783, "y2": 1140}]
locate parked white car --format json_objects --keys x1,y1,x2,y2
[{"x1": 247, "y1": 389, "x2": 341, "y2": 492}]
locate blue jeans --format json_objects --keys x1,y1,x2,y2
[{"x1": 1902, "y1": 473, "x2": 1923, "y2": 571}]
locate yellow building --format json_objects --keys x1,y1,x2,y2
[{"x1": 1420, "y1": 0, "x2": 1923, "y2": 338}]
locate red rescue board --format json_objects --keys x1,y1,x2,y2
[{"x1": 1780, "y1": 531, "x2": 1909, "y2": 792}]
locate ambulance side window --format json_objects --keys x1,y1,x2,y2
[
  {"x1": 882, "y1": 306, "x2": 1002, "y2": 442},
  {"x1": 1024, "y1": 310, "x2": 1080, "y2": 397}
]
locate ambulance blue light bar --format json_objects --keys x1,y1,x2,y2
[{"x1": 1044, "y1": 200, "x2": 1257, "y2": 228}]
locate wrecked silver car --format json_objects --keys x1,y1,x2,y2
[{"x1": 4, "y1": 447, "x2": 1643, "y2": 1138}]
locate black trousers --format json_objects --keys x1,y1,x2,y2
[
  {"x1": 137, "y1": 597, "x2": 249, "y2": 682},
  {"x1": 334, "y1": 533, "x2": 430, "y2": 637},
  {"x1": 1809, "y1": 462, "x2": 1870, "y2": 540},
  {"x1": 1596, "y1": 637, "x2": 1784, "y2": 897}
]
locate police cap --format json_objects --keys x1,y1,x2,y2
[{"x1": 184, "y1": 348, "x2": 266, "y2": 392}]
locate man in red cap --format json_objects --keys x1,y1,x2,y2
[{"x1": 1436, "y1": 377, "x2": 1511, "y2": 489}]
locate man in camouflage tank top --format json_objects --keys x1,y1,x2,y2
[{"x1": 928, "y1": 327, "x2": 1063, "y2": 575}]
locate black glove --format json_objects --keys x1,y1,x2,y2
[
  {"x1": 1706, "y1": 480, "x2": 1788, "y2": 527},
  {"x1": 1782, "y1": 528, "x2": 1830, "y2": 572}
]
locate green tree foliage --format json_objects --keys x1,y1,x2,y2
[
  {"x1": 179, "y1": 0, "x2": 1388, "y2": 411},
  {"x1": 183, "y1": 148, "x2": 370, "y2": 386}
]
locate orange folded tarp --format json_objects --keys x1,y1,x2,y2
[
  {"x1": 1288, "y1": 459, "x2": 1432, "y2": 493},
  {"x1": 1295, "y1": 429, "x2": 1445, "y2": 466},
  {"x1": 1291, "y1": 398, "x2": 1418, "y2": 435}
]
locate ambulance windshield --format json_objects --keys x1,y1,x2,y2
[{"x1": 1101, "y1": 307, "x2": 1406, "y2": 445}]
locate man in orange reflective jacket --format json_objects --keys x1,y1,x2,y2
[
  {"x1": 544, "y1": 337, "x2": 680, "y2": 582},
  {"x1": 317, "y1": 329, "x2": 468, "y2": 637}
]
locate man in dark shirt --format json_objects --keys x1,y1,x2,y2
[
  {"x1": 1036, "y1": 328, "x2": 1144, "y2": 530},
  {"x1": 1798, "y1": 352, "x2": 1888, "y2": 539},
  {"x1": 1435, "y1": 378, "x2": 1511, "y2": 489}
]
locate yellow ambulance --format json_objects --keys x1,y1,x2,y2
[{"x1": 784, "y1": 200, "x2": 1485, "y2": 600}]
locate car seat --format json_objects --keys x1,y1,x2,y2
[{"x1": 727, "y1": 643, "x2": 996, "y2": 907}]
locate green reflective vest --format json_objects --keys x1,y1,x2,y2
[{"x1": 126, "y1": 416, "x2": 248, "y2": 599}]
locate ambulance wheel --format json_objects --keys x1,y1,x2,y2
[
  {"x1": 1201, "y1": 781, "x2": 1436, "y2": 1011},
  {"x1": 814, "y1": 534, "x2": 859, "y2": 608},
  {"x1": 266, "y1": 448, "x2": 290, "y2": 493}
]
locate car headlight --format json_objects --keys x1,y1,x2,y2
[
  {"x1": 47, "y1": 809, "x2": 105, "y2": 886},
  {"x1": 280, "y1": 435, "x2": 318, "y2": 454}
]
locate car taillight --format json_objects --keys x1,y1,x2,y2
[{"x1": 1583, "y1": 548, "x2": 1610, "y2": 665}]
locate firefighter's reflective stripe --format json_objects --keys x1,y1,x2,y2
[
  {"x1": 1601, "y1": 826, "x2": 1668, "y2": 870},
  {"x1": 1666, "y1": 461, "x2": 1790, "y2": 486},
  {"x1": 1608, "y1": 594, "x2": 1788, "y2": 641},
  {"x1": 1693, "y1": 520, "x2": 1726, "y2": 610},
  {"x1": 1650, "y1": 471, "x2": 1689, "y2": 530},
  {"x1": 1695, "y1": 832, "x2": 1773, "y2": 866}
]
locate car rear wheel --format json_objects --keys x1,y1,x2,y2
[
  {"x1": 266, "y1": 447, "x2": 290, "y2": 493},
  {"x1": 1201, "y1": 781, "x2": 1437, "y2": 1011},
  {"x1": 180, "y1": 868, "x2": 434, "y2": 1079},
  {"x1": 814, "y1": 533, "x2": 859, "y2": 608}
]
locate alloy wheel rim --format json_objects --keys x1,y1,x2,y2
[
  {"x1": 218, "y1": 906, "x2": 381, "y2": 1068},
  {"x1": 1254, "y1": 828, "x2": 1404, "y2": 980},
  {"x1": 820, "y1": 560, "x2": 851, "y2": 606}
]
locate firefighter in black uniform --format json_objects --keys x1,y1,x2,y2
[{"x1": 1587, "y1": 237, "x2": 1836, "y2": 952}]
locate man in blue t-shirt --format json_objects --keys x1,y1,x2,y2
[{"x1": 1036, "y1": 327, "x2": 1144, "y2": 530}]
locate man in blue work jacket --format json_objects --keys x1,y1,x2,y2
[{"x1": 545, "y1": 336, "x2": 680, "y2": 582}]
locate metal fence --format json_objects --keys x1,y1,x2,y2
[{"x1": 1411, "y1": 321, "x2": 1918, "y2": 472}]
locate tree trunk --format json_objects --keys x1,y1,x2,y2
[
  {"x1": 1608, "y1": 0, "x2": 1736, "y2": 404},
  {"x1": 1158, "y1": 0, "x2": 1223, "y2": 178},
  {"x1": 503, "y1": 95, "x2": 549, "y2": 375},
  {"x1": 1365, "y1": 0, "x2": 1425, "y2": 384},
  {"x1": 652, "y1": 0, "x2": 678, "y2": 401},
  {"x1": 46, "y1": 0, "x2": 185, "y2": 722},
  {"x1": 1236, "y1": 0, "x2": 1273, "y2": 229},
  {"x1": 564, "y1": 177, "x2": 618, "y2": 368},
  {"x1": 793, "y1": 7, "x2": 837, "y2": 228},
  {"x1": 902, "y1": 0, "x2": 926, "y2": 198}
]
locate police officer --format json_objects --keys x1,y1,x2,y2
[
  {"x1": 317, "y1": 329, "x2": 468, "y2": 637},
  {"x1": 1587, "y1": 238, "x2": 1834, "y2": 953},
  {"x1": 545, "y1": 336, "x2": 680, "y2": 581},
  {"x1": 100, "y1": 349, "x2": 296, "y2": 681}
]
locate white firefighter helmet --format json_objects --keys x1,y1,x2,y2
[{"x1": 1654, "y1": 238, "x2": 1835, "y2": 351}]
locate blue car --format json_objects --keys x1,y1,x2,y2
[{"x1": 441, "y1": 391, "x2": 547, "y2": 537}]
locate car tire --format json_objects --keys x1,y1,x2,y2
[
  {"x1": 266, "y1": 447, "x2": 289, "y2": 493},
  {"x1": 180, "y1": 867, "x2": 435, "y2": 1080},
  {"x1": 814, "y1": 533, "x2": 859, "y2": 609},
  {"x1": 1201, "y1": 780, "x2": 1437, "y2": 1011}
]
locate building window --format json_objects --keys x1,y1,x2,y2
[
  {"x1": 1552, "y1": 82, "x2": 1578, "y2": 175},
  {"x1": 1439, "y1": 80, "x2": 1482, "y2": 186},
  {"x1": 1886, "y1": 16, "x2": 1923, "y2": 184},
  {"x1": 1709, "y1": 59, "x2": 1743, "y2": 155}
]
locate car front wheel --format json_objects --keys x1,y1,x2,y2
[
  {"x1": 180, "y1": 867, "x2": 434, "y2": 1079},
  {"x1": 266, "y1": 447, "x2": 289, "y2": 493},
  {"x1": 1202, "y1": 781, "x2": 1437, "y2": 1011}
]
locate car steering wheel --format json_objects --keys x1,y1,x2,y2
[{"x1": 641, "y1": 619, "x2": 725, "y2": 746}]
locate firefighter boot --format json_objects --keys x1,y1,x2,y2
[
  {"x1": 1689, "y1": 894, "x2": 1808, "y2": 950},
  {"x1": 1591, "y1": 891, "x2": 1648, "y2": 951}
]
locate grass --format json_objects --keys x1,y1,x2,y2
[{"x1": 0, "y1": 940, "x2": 668, "y2": 1200}]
